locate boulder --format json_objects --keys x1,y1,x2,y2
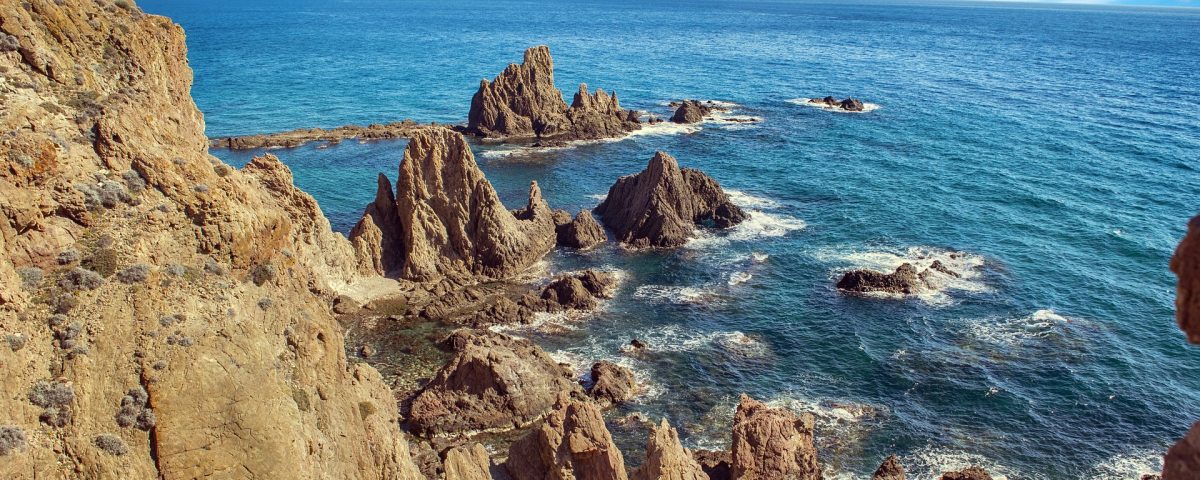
[
  {"x1": 521, "y1": 270, "x2": 618, "y2": 314},
  {"x1": 557, "y1": 210, "x2": 607, "y2": 249},
  {"x1": 836, "y1": 263, "x2": 923, "y2": 295},
  {"x1": 873, "y1": 454, "x2": 906, "y2": 480},
  {"x1": 594, "y1": 152, "x2": 748, "y2": 248},
  {"x1": 588, "y1": 361, "x2": 637, "y2": 407},
  {"x1": 506, "y1": 394, "x2": 629, "y2": 480},
  {"x1": 632, "y1": 419, "x2": 708, "y2": 480},
  {"x1": 839, "y1": 98, "x2": 865, "y2": 112},
  {"x1": 348, "y1": 127, "x2": 558, "y2": 284},
  {"x1": 940, "y1": 467, "x2": 992, "y2": 480},
  {"x1": 407, "y1": 330, "x2": 580, "y2": 437},
  {"x1": 1171, "y1": 216, "x2": 1200, "y2": 344},
  {"x1": 729, "y1": 395, "x2": 821, "y2": 480},
  {"x1": 467, "y1": 46, "x2": 639, "y2": 141},
  {"x1": 671, "y1": 100, "x2": 713, "y2": 124}
]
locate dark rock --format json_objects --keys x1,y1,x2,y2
[
  {"x1": 630, "y1": 339, "x2": 647, "y2": 351},
  {"x1": 588, "y1": 361, "x2": 637, "y2": 406},
  {"x1": 693, "y1": 450, "x2": 732, "y2": 480},
  {"x1": 928, "y1": 260, "x2": 960, "y2": 278},
  {"x1": 873, "y1": 454, "x2": 906, "y2": 480},
  {"x1": 332, "y1": 295, "x2": 360, "y2": 315},
  {"x1": 520, "y1": 269, "x2": 617, "y2": 314},
  {"x1": 1165, "y1": 421, "x2": 1200, "y2": 480},
  {"x1": 358, "y1": 345, "x2": 377, "y2": 358},
  {"x1": 557, "y1": 209, "x2": 607, "y2": 249},
  {"x1": 1171, "y1": 216, "x2": 1200, "y2": 344},
  {"x1": 940, "y1": 466, "x2": 993, "y2": 480},
  {"x1": 594, "y1": 151, "x2": 748, "y2": 248},
  {"x1": 836, "y1": 263, "x2": 923, "y2": 294},
  {"x1": 839, "y1": 97, "x2": 865, "y2": 111},
  {"x1": 671, "y1": 100, "x2": 713, "y2": 124}
]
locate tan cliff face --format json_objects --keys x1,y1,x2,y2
[{"x1": 0, "y1": 0, "x2": 420, "y2": 478}]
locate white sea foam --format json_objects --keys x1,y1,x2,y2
[
  {"x1": 588, "y1": 193, "x2": 608, "y2": 202},
  {"x1": 687, "y1": 210, "x2": 807, "y2": 249},
  {"x1": 1088, "y1": 450, "x2": 1163, "y2": 480},
  {"x1": 724, "y1": 189, "x2": 783, "y2": 209},
  {"x1": 634, "y1": 284, "x2": 721, "y2": 305},
  {"x1": 815, "y1": 246, "x2": 989, "y2": 305},
  {"x1": 549, "y1": 346, "x2": 664, "y2": 401},
  {"x1": 787, "y1": 97, "x2": 882, "y2": 113},
  {"x1": 619, "y1": 324, "x2": 770, "y2": 358},
  {"x1": 903, "y1": 447, "x2": 1016, "y2": 480},
  {"x1": 727, "y1": 271, "x2": 753, "y2": 286},
  {"x1": 966, "y1": 309, "x2": 1078, "y2": 347},
  {"x1": 751, "y1": 252, "x2": 770, "y2": 263}
]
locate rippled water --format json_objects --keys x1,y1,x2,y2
[{"x1": 142, "y1": 0, "x2": 1200, "y2": 477}]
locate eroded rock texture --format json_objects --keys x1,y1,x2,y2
[
  {"x1": 557, "y1": 209, "x2": 608, "y2": 250},
  {"x1": 0, "y1": 0, "x2": 421, "y2": 478},
  {"x1": 407, "y1": 330, "x2": 580, "y2": 438},
  {"x1": 506, "y1": 394, "x2": 629, "y2": 480},
  {"x1": 1164, "y1": 421, "x2": 1200, "y2": 480},
  {"x1": 729, "y1": 395, "x2": 821, "y2": 480},
  {"x1": 872, "y1": 455, "x2": 906, "y2": 480},
  {"x1": 940, "y1": 466, "x2": 992, "y2": 480},
  {"x1": 594, "y1": 152, "x2": 747, "y2": 249},
  {"x1": 671, "y1": 100, "x2": 714, "y2": 124},
  {"x1": 444, "y1": 443, "x2": 495, "y2": 480},
  {"x1": 587, "y1": 361, "x2": 638, "y2": 407},
  {"x1": 1171, "y1": 216, "x2": 1200, "y2": 344},
  {"x1": 466, "y1": 46, "x2": 640, "y2": 141},
  {"x1": 632, "y1": 419, "x2": 708, "y2": 480},
  {"x1": 349, "y1": 127, "x2": 557, "y2": 284}
]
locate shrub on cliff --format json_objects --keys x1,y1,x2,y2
[
  {"x1": 30, "y1": 380, "x2": 74, "y2": 427},
  {"x1": 59, "y1": 267, "x2": 103, "y2": 291},
  {"x1": 57, "y1": 249, "x2": 80, "y2": 265},
  {"x1": 115, "y1": 386, "x2": 156, "y2": 431},
  {"x1": 83, "y1": 248, "x2": 119, "y2": 277},
  {"x1": 18, "y1": 267, "x2": 43, "y2": 289},
  {"x1": 7, "y1": 333, "x2": 27, "y2": 352},
  {"x1": 0, "y1": 426, "x2": 25, "y2": 456},
  {"x1": 251, "y1": 263, "x2": 276, "y2": 286},
  {"x1": 116, "y1": 263, "x2": 150, "y2": 284},
  {"x1": 93, "y1": 433, "x2": 128, "y2": 456}
]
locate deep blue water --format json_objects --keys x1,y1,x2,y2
[{"x1": 141, "y1": 0, "x2": 1200, "y2": 478}]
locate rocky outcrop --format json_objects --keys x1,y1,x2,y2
[
  {"x1": 466, "y1": 46, "x2": 640, "y2": 142},
  {"x1": 808, "y1": 96, "x2": 865, "y2": 112},
  {"x1": 594, "y1": 152, "x2": 748, "y2": 248},
  {"x1": 729, "y1": 395, "x2": 821, "y2": 480},
  {"x1": 671, "y1": 100, "x2": 715, "y2": 124},
  {"x1": 1171, "y1": 216, "x2": 1200, "y2": 344},
  {"x1": 940, "y1": 467, "x2": 992, "y2": 480},
  {"x1": 836, "y1": 261, "x2": 962, "y2": 295},
  {"x1": 210, "y1": 120, "x2": 434, "y2": 150},
  {"x1": 693, "y1": 450, "x2": 733, "y2": 480},
  {"x1": 349, "y1": 127, "x2": 558, "y2": 283},
  {"x1": 632, "y1": 419, "x2": 708, "y2": 480},
  {"x1": 444, "y1": 443, "x2": 496, "y2": 480},
  {"x1": 1165, "y1": 421, "x2": 1200, "y2": 479},
  {"x1": 521, "y1": 270, "x2": 618, "y2": 314},
  {"x1": 587, "y1": 361, "x2": 638, "y2": 407},
  {"x1": 873, "y1": 455, "x2": 906, "y2": 480},
  {"x1": 407, "y1": 330, "x2": 580, "y2": 437},
  {"x1": 506, "y1": 393, "x2": 629, "y2": 480},
  {"x1": 557, "y1": 210, "x2": 608, "y2": 249},
  {"x1": 0, "y1": 0, "x2": 422, "y2": 478}
]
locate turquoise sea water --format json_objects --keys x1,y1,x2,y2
[{"x1": 141, "y1": 1, "x2": 1200, "y2": 477}]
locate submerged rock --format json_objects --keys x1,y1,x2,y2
[
  {"x1": 1171, "y1": 216, "x2": 1200, "y2": 344},
  {"x1": 349, "y1": 127, "x2": 558, "y2": 284},
  {"x1": 557, "y1": 209, "x2": 608, "y2": 249},
  {"x1": 407, "y1": 330, "x2": 579, "y2": 437},
  {"x1": 467, "y1": 45, "x2": 640, "y2": 142},
  {"x1": 506, "y1": 394, "x2": 629, "y2": 480},
  {"x1": 633, "y1": 419, "x2": 708, "y2": 480},
  {"x1": 671, "y1": 100, "x2": 714, "y2": 124},
  {"x1": 940, "y1": 466, "x2": 992, "y2": 480},
  {"x1": 587, "y1": 361, "x2": 637, "y2": 407},
  {"x1": 873, "y1": 454, "x2": 906, "y2": 480},
  {"x1": 730, "y1": 395, "x2": 821, "y2": 480},
  {"x1": 594, "y1": 151, "x2": 748, "y2": 248}
]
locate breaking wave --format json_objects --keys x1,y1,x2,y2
[{"x1": 814, "y1": 246, "x2": 989, "y2": 305}]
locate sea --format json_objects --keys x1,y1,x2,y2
[{"x1": 138, "y1": 0, "x2": 1200, "y2": 478}]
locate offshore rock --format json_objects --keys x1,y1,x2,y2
[
  {"x1": 594, "y1": 151, "x2": 748, "y2": 249},
  {"x1": 557, "y1": 209, "x2": 608, "y2": 249},
  {"x1": 632, "y1": 419, "x2": 709, "y2": 480},
  {"x1": 349, "y1": 127, "x2": 557, "y2": 283},
  {"x1": 940, "y1": 466, "x2": 992, "y2": 480},
  {"x1": 506, "y1": 393, "x2": 629, "y2": 480},
  {"x1": 407, "y1": 330, "x2": 580, "y2": 437},
  {"x1": 671, "y1": 100, "x2": 714, "y2": 124},
  {"x1": 521, "y1": 270, "x2": 618, "y2": 314},
  {"x1": 1170, "y1": 216, "x2": 1200, "y2": 344},
  {"x1": 730, "y1": 395, "x2": 821, "y2": 480},
  {"x1": 873, "y1": 455, "x2": 906, "y2": 480},
  {"x1": 587, "y1": 361, "x2": 637, "y2": 407},
  {"x1": 836, "y1": 263, "x2": 923, "y2": 294},
  {"x1": 466, "y1": 46, "x2": 639, "y2": 141}
]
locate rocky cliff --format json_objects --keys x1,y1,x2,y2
[
  {"x1": 466, "y1": 45, "x2": 640, "y2": 141},
  {"x1": 349, "y1": 127, "x2": 558, "y2": 284},
  {"x1": 0, "y1": 0, "x2": 422, "y2": 477},
  {"x1": 594, "y1": 151, "x2": 748, "y2": 248},
  {"x1": 1166, "y1": 215, "x2": 1200, "y2": 479}
]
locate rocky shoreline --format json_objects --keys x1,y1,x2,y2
[
  {"x1": 209, "y1": 119, "x2": 441, "y2": 150},
  {"x1": 0, "y1": 1, "x2": 1190, "y2": 479}
]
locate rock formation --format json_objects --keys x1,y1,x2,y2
[
  {"x1": 1165, "y1": 423, "x2": 1200, "y2": 480},
  {"x1": 349, "y1": 127, "x2": 558, "y2": 283},
  {"x1": 444, "y1": 443, "x2": 495, "y2": 480},
  {"x1": 693, "y1": 450, "x2": 733, "y2": 480},
  {"x1": 939, "y1": 466, "x2": 992, "y2": 480},
  {"x1": 836, "y1": 261, "x2": 962, "y2": 295},
  {"x1": 557, "y1": 209, "x2": 608, "y2": 249},
  {"x1": 594, "y1": 152, "x2": 748, "y2": 248},
  {"x1": 0, "y1": 0, "x2": 422, "y2": 478},
  {"x1": 671, "y1": 100, "x2": 715, "y2": 124},
  {"x1": 466, "y1": 46, "x2": 640, "y2": 141},
  {"x1": 729, "y1": 395, "x2": 821, "y2": 480},
  {"x1": 1170, "y1": 216, "x2": 1200, "y2": 344},
  {"x1": 407, "y1": 330, "x2": 580, "y2": 437},
  {"x1": 632, "y1": 419, "x2": 709, "y2": 480},
  {"x1": 873, "y1": 455, "x2": 906, "y2": 480},
  {"x1": 210, "y1": 120, "x2": 433, "y2": 150},
  {"x1": 506, "y1": 393, "x2": 629, "y2": 480},
  {"x1": 587, "y1": 361, "x2": 638, "y2": 407},
  {"x1": 808, "y1": 96, "x2": 866, "y2": 112}
]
